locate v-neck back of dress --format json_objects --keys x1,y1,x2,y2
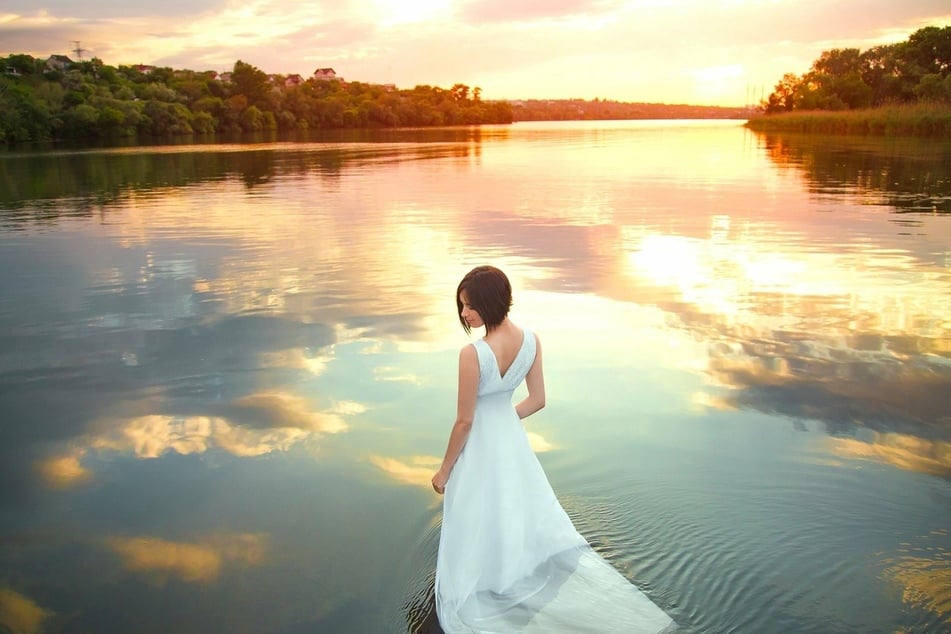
[
  {"x1": 473, "y1": 329, "x2": 534, "y2": 395},
  {"x1": 480, "y1": 329, "x2": 526, "y2": 379}
]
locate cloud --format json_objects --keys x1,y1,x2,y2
[
  {"x1": 34, "y1": 391, "x2": 360, "y2": 486},
  {"x1": 373, "y1": 365, "x2": 423, "y2": 384},
  {"x1": 369, "y1": 454, "x2": 441, "y2": 487},
  {"x1": 458, "y1": 0, "x2": 614, "y2": 23},
  {"x1": 215, "y1": 392, "x2": 351, "y2": 433},
  {"x1": 106, "y1": 532, "x2": 268, "y2": 583},
  {"x1": 85, "y1": 391, "x2": 353, "y2": 459},
  {"x1": 0, "y1": 588, "x2": 52, "y2": 634},
  {"x1": 828, "y1": 433, "x2": 951, "y2": 478},
  {"x1": 35, "y1": 450, "x2": 93, "y2": 489},
  {"x1": 4, "y1": 0, "x2": 948, "y2": 102}
]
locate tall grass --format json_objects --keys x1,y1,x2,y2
[{"x1": 744, "y1": 102, "x2": 951, "y2": 137}]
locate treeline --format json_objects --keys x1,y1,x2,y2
[
  {"x1": 511, "y1": 99, "x2": 747, "y2": 121},
  {"x1": 0, "y1": 56, "x2": 514, "y2": 143},
  {"x1": 762, "y1": 25, "x2": 951, "y2": 113}
]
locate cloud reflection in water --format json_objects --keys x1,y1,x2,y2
[
  {"x1": 0, "y1": 587, "x2": 52, "y2": 634},
  {"x1": 36, "y1": 392, "x2": 362, "y2": 487},
  {"x1": 828, "y1": 433, "x2": 951, "y2": 478},
  {"x1": 106, "y1": 533, "x2": 269, "y2": 584}
]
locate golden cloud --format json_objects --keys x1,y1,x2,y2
[
  {"x1": 228, "y1": 392, "x2": 350, "y2": 433},
  {"x1": 107, "y1": 532, "x2": 268, "y2": 584},
  {"x1": 0, "y1": 587, "x2": 52, "y2": 634},
  {"x1": 369, "y1": 454, "x2": 441, "y2": 487},
  {"x1": 37, "y1": 391, "x2": 361, "y2": 486},
  {"x1": 35, "y1": 449, "x2": 92, "y2": 489},
  {"x1": 828, "y1": 433, "x2": 951, "y2": 478}
]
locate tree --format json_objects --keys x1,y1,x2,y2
[
  {"x1": 762, "y1": 25, "x2": 951, "y2": 113},
  {"x1": 451, "y1": 83, "x2": 470, "y2": 102},
  {"x1": 764, "y1": 73, "x2": 800, "y2": 113},
  {"x1": 904, "y1": 25, "x2": 951, "y2": 76},
  {"x1": 231, "y1": 60, "x2": 271, "y2": 108},
  {"x1": 860, "y1": 44, "x2": 905, "y2": 105}
]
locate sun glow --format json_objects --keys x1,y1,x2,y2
[{"x1": 372, "y1": 0, "x2": 453, "y2": 27}]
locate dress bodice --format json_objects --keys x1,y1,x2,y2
[{"x1": 472, "y1": 329, "x2": 536, "y2": 396}]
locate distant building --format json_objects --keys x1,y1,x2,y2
[
  {"x1": 219, "y1": 71, "x2": 233, "y2": 83},
  {"x1": 285, "y1": 73, "x2": 304, "y2": 88},
  {"x1": 382, "y1": 83, "x2": 397, "y2": 92},
  {"x1": 313, "y1": 67, "x2": 342, "y2": 82},
  {"x1": 45, "y1": 55, "x2": 73, "y2": 71},
  {"x1": 133, "y1": 64, "x2": 156, "y2": 74}
]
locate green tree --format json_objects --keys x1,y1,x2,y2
[
  {"x1": 762, "y1": 26, "x2": 951, "y2": 113},
  {"x1": 232, "y1": 60, "x2": 271, "y2": 108},
  {"x1": 904, "y1": 26, "x2": 951, "y2": 76},
  {"x1": 860, "y1": 44, "x2": 905, "y2": 105}
]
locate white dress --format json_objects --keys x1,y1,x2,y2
[{"x1": 435, "y1": 329, "x2": 676, "y2": 633}]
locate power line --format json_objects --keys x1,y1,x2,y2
[{"x1": 73, "y1": 40, "x2": 86, "y2": 62}]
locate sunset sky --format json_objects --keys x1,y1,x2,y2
[{"x1": 3, "y1": 1, "x2": 949, "y2": 106}]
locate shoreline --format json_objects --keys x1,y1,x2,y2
[{"x1": 744, "y1": 103, "x2": 951, "y2": 137}]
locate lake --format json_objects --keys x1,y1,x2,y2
[{"x1": 0, "y1": 120, "x2": 949, "y2": 633}]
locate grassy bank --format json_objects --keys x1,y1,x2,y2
[{"x1": 744, "y1": 103, "x2": 951, "y2": 137}]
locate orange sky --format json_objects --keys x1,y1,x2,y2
[{"x1": 2, "y1": 1, "x2": 949, "y2": 105}]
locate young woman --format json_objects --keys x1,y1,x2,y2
[{"x1": 432, "y1": 265, "x2": 675, "y2": 633}]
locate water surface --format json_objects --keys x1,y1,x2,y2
[{"x1": 0, "y1": 121, "x2": 949, "y2": 633}]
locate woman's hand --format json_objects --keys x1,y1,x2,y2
[{"x1": 431, "y1": 469, "x2": 449, "y2": 494}]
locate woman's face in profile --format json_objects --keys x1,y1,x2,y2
[{"x1": 459, "y1": 291, "x2": 484, "y2": 329}]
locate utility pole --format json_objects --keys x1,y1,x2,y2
[{"x1": 73, "y1": 40, "x2": 86, "y2": 62}]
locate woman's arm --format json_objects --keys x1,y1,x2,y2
[
  {"x1": 432, "y1": 344, "x2": 479, "y2": 494},
  {"x1": 515, "y1": 335, "x2": 545, "y2": 419}
]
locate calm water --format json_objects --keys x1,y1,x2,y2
[{"x1": 1, "y1": 121, "x2": 949, "y2": 633}]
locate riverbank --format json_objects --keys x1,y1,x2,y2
[{"x1": 744, "y1": 103, "x2": 951, "y2": 137}]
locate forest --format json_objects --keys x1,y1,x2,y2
[
  {"x1": 760, "y1": 25, "x2": 951, "y2": 113},
  {"x1": 0, "y1": 57, "x2": 514, "y2": 143},
  {"x1": 0, "y1": 47, "x2": 749, "y2": 145},
  {"x1": 510, "y1": 99, "x2": 746, "y2": 121}
]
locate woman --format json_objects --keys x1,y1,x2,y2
[{"x1": 432, "y1": 265, "x2": 675, "y2": 633}]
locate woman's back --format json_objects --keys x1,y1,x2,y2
[{"x1": 482, "y1": 321, "x2": 525, "y2": 379}]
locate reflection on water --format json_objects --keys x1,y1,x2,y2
[
  {"x1": 828, "y1": 432, "x2": 951, "y2": 478},
  {"x1": 107, "y1": 532, "x2": 268, "y2": 583},
  {"x1": 759, "y1": 132, "x2": 951, "y2": 213},
  {"x1": 0, "y1": 121, "x2": 949, "y2": 632}
]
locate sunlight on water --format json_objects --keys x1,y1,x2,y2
[{"x1": 0, "y1": 121, "x2": 949, "y2": 633}]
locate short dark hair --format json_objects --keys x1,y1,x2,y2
[{"x1": 456, "y1": 265, "x2": 512, "y2": 334}]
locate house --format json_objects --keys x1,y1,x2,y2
[
  {"x1": 285, "y1": 73, "x2": 304, "y2": 88},
  {"x1": 313, "y1": 67, "x2": 341, "y2": 81},
  {"x1": 133, "y1": 64, "x2": 156, "y2": 74},
  {"x1": 219, "y1": 71, "x2": 233, "y2": 82},
  {"x1": 45, "y1": 55, "x2": 73, "y2": 71}
]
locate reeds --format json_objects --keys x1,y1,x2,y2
[{"x1": 744, "y1": 102, "x2": 951, "y2": 137}]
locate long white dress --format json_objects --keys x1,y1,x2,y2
[{"x1": 435, "y1": 329, "x2": 676, "y2": 633}]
